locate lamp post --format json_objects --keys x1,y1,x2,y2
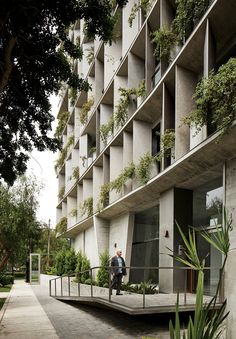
[{"x1": 47, "y1": 219, "x2": 51, "y2": 267}]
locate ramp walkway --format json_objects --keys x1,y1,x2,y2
[{"x1": 49, "y1": 266, "x2": 224, "y2": 315}]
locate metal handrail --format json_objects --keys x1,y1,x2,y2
[{"x1": 49, "y1": 265, "x2": 224, "y2": 309}]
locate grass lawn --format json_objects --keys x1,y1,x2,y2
[
  {"x1": 0, "y1": 298, "x2": 6, "y2": 310},
  {"x1": 0, "y1": 285, "x2": 12, "y2": 293}
]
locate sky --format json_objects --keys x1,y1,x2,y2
[{"x1": 27, "y1": 95, "x2": 60, "y2": 228}]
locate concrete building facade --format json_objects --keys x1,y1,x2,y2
[{"x1": 56, "y1": 0, "x2": 236, "y2": 336}]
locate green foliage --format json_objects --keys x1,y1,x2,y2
[
  {"x1": 64, "y1": 248, "x2": 77, "y2": 274},
  {"x1": 128, "y1": 0, "x2": 151, "y2": 27},
  {"x1": 86, "y1": 46, "x2": 94, "y2": 65},
  {"x1": 55, "y1": 111, "x2": 70, "y2": 138},
  {"x1": 45, "y1": 266, "x2": 57, "y2": 275},
  {"x1": 55, "y1": 135, "x2": 74, "y2": 171},
  {"x1": 114, "y1": 87, "x2": 136, "y2": 128},
  {"x1": 135, "y1": 152, "x2": 153, "y2": 185},
  {"x1": 80, "y1": 197, "x2": 93, "y2": 217},
  {"x1": 183, "y1": 58, "x2": 236, "y2": 138},
  {"x1": 172, "y1": 0, "x2": 210, "y2": 42},
  {"x1": 72, "y1": 166, "x2": 80, "y2": 180},
  {"x1": 0, "y1": 274, "x2": 14, "y2": 286},
  {"x1": 79, "y1": 97, "x2": 95, "y2": 125},
  {"x1": 155, "y1": 129, "x2": 175, "y2": 161},
  {"x1": 0, "y1": 0, "x2": 128, "y2": 185},
  {"x1": 88, "y1": 146, "x2": 96, "y2": 157},
  {"x1": 0, "y1": 176, "x2": 42, "y2": 272},
  {"x1": 110, "y1": 162, "x2": 136, "y2": 193},
  {"x1": 55, "y1": 217, "x2": 67, "y2": 235},
  {"x1": 76, "y1": 251, "x2": 91, "y2": 283},
  {"x1": 151, "y1": 26, "x2": 177, "y2": 61},
  {"x1": 100, "y1": 116, "x2": 114, "y2": 145},
  {"x1": 100, "y1": 82, "x2": 145, "y2": 145},
  {"x1": 129, "y1": 280, "x2": 157, "y2": 294},
  {"x1": 136, "y1": 79, "x2": 146, "y2": 98},
  {"x1": 169, "y1": 209, "x2": 232, "y2": 338},
  {"x1": 70, "y1": 208, "x2": 77, "y2": 217},
  {"x1": 58, "y1": 186, "x2": 65, "y2": 200},
  {"x1": 55, "y1": 249, "x2": 66, "y2": 276},
  {"x1": 97, "y1": 183, "x2": 111, "y2": 210},
  {"x1": 69, "y1": 87, "x2": 77, "y2": 106},
  {"x1": 96, "y1": 250, "x2": 110, "y2": 287}
]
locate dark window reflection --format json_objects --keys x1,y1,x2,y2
[{"x1": 130, "y1": 205, "x2": 159, "y2": 283}]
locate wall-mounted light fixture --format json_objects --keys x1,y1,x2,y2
[
  {"x1": 164, "y1": 230, "x2": 169, "y2": 238},
  {"x1": 114, "y1": 243, "x2": 117, "y2": 248}
]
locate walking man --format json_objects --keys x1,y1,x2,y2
[{"x1": 110, "y1": 249, "x2": 126, "y2": 295}]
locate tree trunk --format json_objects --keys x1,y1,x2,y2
[{"x1": 0, "y1": 36, "x2": 17, "y2": 91}]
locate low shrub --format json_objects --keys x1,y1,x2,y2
[{"x1": 0, "y1": 274, "x2": 14, "y2": 286}]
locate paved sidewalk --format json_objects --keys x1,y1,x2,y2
[{"x1": 0, "y1": 280, "x2": 59, "y2": 338}]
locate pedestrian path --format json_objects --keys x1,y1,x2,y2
[{"x1": 0, "y1": 279, "x2": 59, "y2": 338}]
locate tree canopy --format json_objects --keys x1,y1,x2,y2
[
  {"x1": 0, "y1": 176, "x2": 42, "y2": 272},
  {"x1": 0, "y1": 0, "x2": 128, "y2": 185}
]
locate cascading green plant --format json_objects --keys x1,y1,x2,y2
[
  {"x1": 110, "y1": 162, "x2": 136, "y2": 193},
  {"x1": 55, "y1": 217, "x2": 67, "y2": 235},
  {"x1": 128, "y1": 0, "x2": 151, "y2": 28},
  {"x1": 135, "y1": 152, "x2": 153, "y2": 184},
  {"x1": 72, "y1": 166, "x2": 80, "y2": 180},
  {"x1": 151, "y1": 26, "x2": 177, "y2": 62},
  {"x1": 55, "y1": 135, "x2": 74, "y2": 171},
  {"x1": 155, "y1": 129, "x2": 175, "y2": 162},
  {"x1": 79, "y1": 96, "x2": 94, "y2": 125},
  {"x1": 80, "y1": 197, "x2": 93, "y2": 217},
  {"x1": 86, "y1": 46, "x2": 94, "y2": 65},
  {"x1": 55, "y1": 111, "x2": 69, "y2": 138},
  {"x1": 58, "y1": 186, "x2": 65, "y2": 200},
  {"x1": 182, "y1": 57, "x2": 236, "y2": 139},
  {"x1": 172, "y1": 0, "x2": 210, "y2": 42}
]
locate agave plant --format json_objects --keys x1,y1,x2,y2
[{"x1": 169, "y1": 208, "x2": 232, "y2": 338}]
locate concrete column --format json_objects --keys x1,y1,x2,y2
[
  {"x1": 122, "y1": 0, "x2": 139, "y2": 55},
  {"x1": 100, "y1": 104, "x2": 113, "y2": 150},
  {"x1": 73, "y1": 232, "x2": 85, "y2": 253},
  {"x1": 67, "y1": 196, "x2": 77, "y2": 228},
  {"x1": 84, "y1": 226, "x2": 97, "y2": 267},
  {"x1": 175, "y1": 65, "x2": 198, "y2": 159},
  {"x1": 94, "y1": 215, "x2": 109, "y2": 263},
  {"x1": 225, "y1": 158, "x2": 236, "y2": 338},
  {"x1": 145, "y1": 24, "x2": 156, "y2": 94},
  {"x1": 79, "y1": 134, "x2": 88, "y2": 175},
  {"x1": 133, "y1": 120, "x2": 152, "y2": 188},
  {"x1": 114, "y1": 76, "x2": 128, "y2": 119},
  {"x1": 159, "y1": 188, "x2": 174, "y2": 293},
  {"x1": 93, "y1": 165, "x2": 103, "y2": 212},
  {"x1": 74, "y1": 107, "x2": 81, "y2": 140},
  {"x1": 77, "y1": 184, "x2": 83, "y2": 223},
  {"x1": 104, "y1": 39, "x2": 122, "y2": 88},
  {"x1": 159, "y1": 187, "x2": 192, "y2": 293},
  {"x1": 95, "y1": 59, "x2": 104, "y2": 102},
  {"x1": 110, "y1": 146, "x2": 123, "y2": 203},
  {"x1": 123, "y1": 131, "x2": 133, "y2": 194},
  {"x1": 162, "y1": 83, "x2": 175, "y2": 169}
]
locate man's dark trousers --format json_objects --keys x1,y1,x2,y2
[{"x1": 111, "y1": 273, "x2": 122, "y2": 294}]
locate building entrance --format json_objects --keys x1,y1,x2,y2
[{"x1": 130, "y1": 205, "x2": 159, "y2": 283}]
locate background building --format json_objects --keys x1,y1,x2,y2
[{"x1": 56, "y1": 0, "x2": 236, "y2": 336}]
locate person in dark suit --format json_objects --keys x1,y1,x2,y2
[{"x1": 110, "y1": 249, "x2": 126, "y2": 295}]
